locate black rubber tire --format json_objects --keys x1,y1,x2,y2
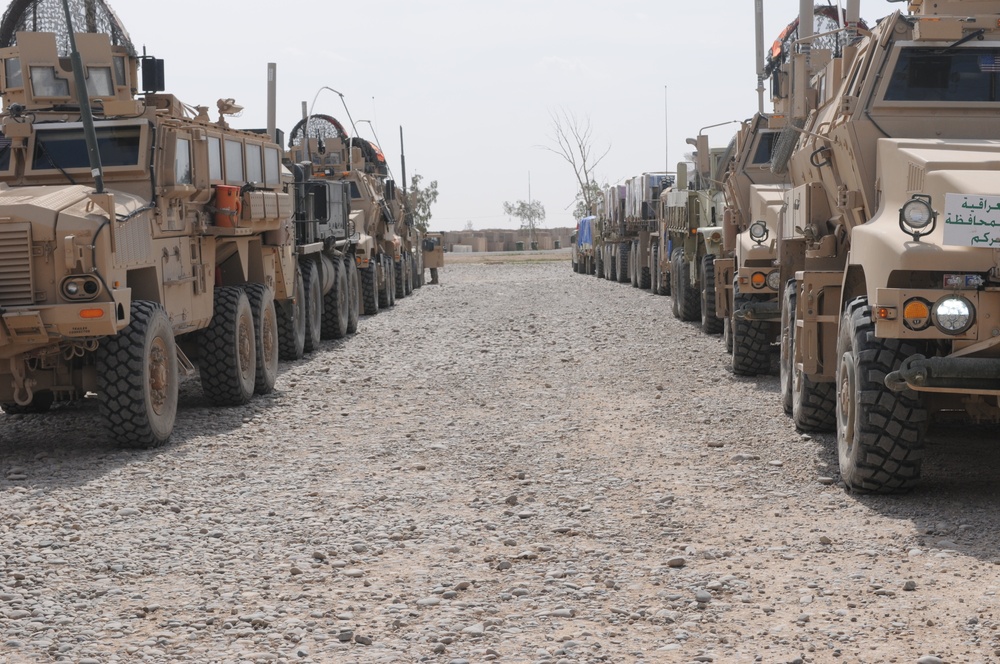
[
  {"x1": 378, "y1": 256, "x2": 390, "y2": 309},
  {"x1": 387, "y1": 258, "x2": 396, "y2": 307},
  {"x1": 731, "y1": 293, "x2": 772, "y2": 376},
  {"x1": 836, "y1": 297, "x2": 928, "y2": 493},
  {"x1": 595, "y1": 250, "x2": 604, "y2": 279},
  {"x1": 676, "y1": 252, "x2": 700, "y2": 322},
  {"x1": 395, "y1": 259, "x2": 406, "y2": 298},
  {"x1": 699, "y1": 255, "x2": 723, "y2": 334},
  {"x1": 361, "y1": 259, "x2": 379, "y2": 315},
  {"x1": 404, "y1": 254, "x2": 413, "y2": 295},
  {"x1": 245, "y1": 283, "x2": 279, "y2": 395},
  {"x1": 3, "y1": 390, "x2": 55, "y2": 414},
  {"x1": 344, "y1": 255, "x2": 360, "y2": 334},
  {"x1": 779, "y1": 282, "x2": 796, "y2": 417},
  {"x1": 788, "y1": 282, "x2": 836, "y2": 432},
  {"x1": 649, "y1": 243, "x2": 659, "y2": 294},
  {"x1": 608, "y1": 247, "x2": 618, "y2": 281},
  {"x1": 638, "y1": 243, "x2": 651, "y2": 290},
  {"x1": 723, "y1": 315, "x2": 733, "y2": 354},
  {"x1": 301, "y1": 259, "x2": 323, "y2": 353},
  {"x1": 277, "y1": 264, "x2": 305, "y2": 361},
  {"x1": 617, "y1": 242, "x2": 630, "y2": 283},
  {"x1": 200, "y1": 287, "x2": 256, "y2": 407},
  {"x1": 321, "y1": 258, "x2": 349, "y2": 340},
  {"x1": 97, "y1": 301, "x2": 178, "y2": 449}
]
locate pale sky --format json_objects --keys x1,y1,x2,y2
[{"x1": 113, "y1": 1, "x2": 888, "y2": 232}]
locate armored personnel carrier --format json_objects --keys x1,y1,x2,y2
[
  {"x1": 0, "y1": 0, "x2": 296, "y2": 448},
  {"x1": 288, "y1": 115, "x2": 400, "y2": 316},
  {"x1": 776, "y1": 0, "x2": 1000, "y2": 491}
]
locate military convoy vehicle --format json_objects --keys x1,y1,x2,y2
[
  {"x1": 0, "y1": 1, "x2": 297, "y2": 448},
  {"x1": 598, "y1": 185, "x2": 625, "y2": 281},
  {"x1": 571, "y1": 215, "x2": 597, "y2": 274},
  {"x1": 624, "y1": 173, "x2": 670, "y2": 290},
  {"x1": 767, "y1": 0, "x2": 1000, "y2": 492},
  {"x1": 657, "y1": 137, "x2": 727, "y2": 334},
  {"x1": 287, "y1": 115, "x2": 401, "y2": 316}
]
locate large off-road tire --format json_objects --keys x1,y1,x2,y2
[
  {"x1": 658, "y1": 244, "x2": 670, "y2": 296},
  {"x1": 785, "y1": 281, "x2": 836, "y2": 431},
  {"x1": 322, "y1": 258, "x2": 350, "y2": 340},
  {"x1": 361, "y1": 259, "x2": 379, "y2": 315},
  {"x1": 344, "y1": 255, "x2": 360, "y2": 334},
  {"x1": 395, "y1": 259, "x2": 406, "y2": 298},
  {"x1": 245, "y1": 283, "x2": 279, "y2": 395},
  {"x1": 723, "y1": 315, "x2": 733, "y2": 354},
  {"x1": 608, "y1": 247, "x2": 617, "y2": 281},
  {"x1": 617, "y1": 242, "x2": 630, "y2": 284},
  {"x1": 378, "y1": 256, "x2": 390, "y2": 309},
  {"x1": 97, "y1": 301, "x2": 178, "y2": 449},
  {"x1": 277, "y1": 264, "x2": 305, "y2": 361},
  {"x1": 731, "y1": 293, "x2": 772, "y2": 376},
  {"x1": 301, "y1": 259, "x2": 323, "y2": 353},
  {"x1": 675, "y1": 251, "x2": 700, "y2": 322},
  {"x1": 595, "y1": 250, "x2": 604, "y2": 279},
  {"x1": 699, "y1": 255, "x2": 723, "y2": 334},
  {"x1": 200, "y1": 287, "x2": 256, "y2": 407},
  {"x1": 404, "y1": 254, "x2": 414, "y2": 296},
  {"x1": 388, "y1": 259, "x2": 397, "y2": 307},
  {"x1": 638, "y1": 244, "x2": 651, "y2": 290},
  {"x1": 649, "y1": 243, "x2": 659, "y2": 294},
  {"x1": 630, "y1": 240, "x2": 639, "y2": 288},
  {"x1": 836, "y1": 297, "x2": 928, "y2": 493},
  {"x1": 3, "y1": 390, "x2": 55, "y2": 414}
]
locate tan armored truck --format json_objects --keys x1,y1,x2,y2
[
  {"x1": 0, "y1": 8, "x2": 295, "y2": 448},
  {"x1": 623, "y1": 173, "x2": 669, "y2": 290},
  {"x1": 598, "y1": 185, "x2": 625, "y2": 281},
  {"x1": 775, "y1": 0, "x2": 1000, "y2": 491},
  {"x1": 288, "y1": 115, "x2": 399, "y2": 315},
  {"x1": 657, "y1": 138, "x2": 726, "y2": 334}
]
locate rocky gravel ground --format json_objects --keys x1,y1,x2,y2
[{"x1": 2, "y1": 257, "x2": 1000, "y2": 664}]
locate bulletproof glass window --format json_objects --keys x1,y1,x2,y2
[
  {"x1": 4, "y1": 58, "x2": 22, "y2": 89},
  {"x1": 208, "y1": 136, "x2": 222, "y2": 181},
  {"x1": 349, "y1": 181, "x2": 361, "y2": 199},
  {"x1": 29, "y1": 66, "x2": 69, "y2": 97},
  {"x1": 86, "y1": 67, "x2": 114, "y2": 97},
  {"x1": 175, "y1": 137, "x2": 192, "y2": 184},
  {"x1": 264, "y1": 146, "x2": 280, "y2": 187},
  {"x1": 246, "y1": 143, "x2": 262, "y2": 184},
  {"x1": 224, "y1": 139, "x2": 244, "y2": 184},
  {"x1": 751, "y1": 131, "x2": 778, "y2": 165},
  {"x1": 885, "y1": 47, "x2": 1000, "y2": 102},
  {"x1": 113, "y1": 56, "x2": 126, "y2": 87},
  {"x1": 32, "y1": 124, "x2": 141, "y2": 170}
]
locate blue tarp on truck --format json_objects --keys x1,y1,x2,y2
[{"x1": 577, "y1": 216, "x2": 595, "y2": 250}]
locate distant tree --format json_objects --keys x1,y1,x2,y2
[
  {"x1": 541, "y1": 109, "x2": 610, "y2": 219},
  {"x1": 463, "y1": 220, "x2": 474, "y2": 231},
  {"x1": 502, "y1": 199, "x2": 546, "y2": 248},
  {"x1": 573, "y1": 181, "x2": 605, "y2": 219},
  {"x1": 408, "y1": 174, "x2": 439, "y2": 233}
]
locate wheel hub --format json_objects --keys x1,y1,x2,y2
[{"x1": 838, "y1": 350, "x2": 856, "y2": 449}]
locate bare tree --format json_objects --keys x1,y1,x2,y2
[{"x1": 541, "y1": 109, "x2": 611, "y2": 218}]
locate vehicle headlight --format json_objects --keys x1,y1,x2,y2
[
  {"x1": 898, "y1": 194, "x2": 936, "y2": 240},
  {"x1": 765, "y1": 270, "x2": 782, "y2": 291},
  {"x1": 65, "y1": 281, "x2": 79, "y2": 295},
  {"x1": 931, "y1": 296, "x2": 974, "y2": 335},
  {"x1": 748, "y1": 220, "x2": 769, "y2": 243}
]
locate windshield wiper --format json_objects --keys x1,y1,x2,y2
[
  {"x1": 940, "y1": 28, "x2": 986, "y2": 53},
  {"x1": 34, "y1": 138, "x2": 77, "y2": 185}
]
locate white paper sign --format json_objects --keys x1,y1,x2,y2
[{"x1": 943, "y1": 193, "x2": 1000, "y2": 247}]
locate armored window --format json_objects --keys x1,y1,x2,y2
[
  {"x1": 751, "y1": 131, "x2": 777, "y2": 165},
  {"x1": 885, "y1": 47, "x2": 1000, "y2": 102},
  {"x1": 32, "y1": 124, "x2": 141, "y2": 170},
  {"x1": 85, "y1": 67, "x2": 114, "y2": 98},
  {"x1": 263, "y1": 146, "x2": 280, "y2": 187},
  {"x1": 349, "y1": 181, "x2": 361, "y2": 199},
  {"x1": 29, "y1": 66, "x2": 69, "y2": 97},
  {"x1": 175, "y1": 138, "x2": 192, "y2": 185},
  {"x1": 245, "y1": 143, "x2": 262, "y2": 184},
  {"x1": 113, "y1": 56, "x2": 126, "y2": 87},
  {"x1": 4, "y1": 58, "x2": 22, "y2": 89},
  {"x1": 207, "y1": 136, "x2": 222, "y2": 181},
  {"x1": 0, "y1": 135, "x2": 11, "y2": 172},
  {"x1": 224, "y1": 139, "x2": 244, "y2": 184}
]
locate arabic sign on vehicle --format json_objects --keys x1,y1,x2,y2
[{"x1": 943, "y1": 193, "x2": 1000, "y2": 247}]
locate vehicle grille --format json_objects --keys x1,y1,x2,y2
[{"x1": 0, "y1": 222, "x2": 34, "y2": 306}]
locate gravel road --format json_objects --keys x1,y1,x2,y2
[{"x1": 2, "y1": 257, "x2": 1000, "y2": 664}]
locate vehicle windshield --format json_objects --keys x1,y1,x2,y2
[
  {"x1": 31, "y1": 124, "x2": 142, "y2": 171},
  {"x1": 884, "y1": 47, "x2": 1000, "y2": 102},
  {"x1": 751, "y1": 131, "x2": 778, "y2": 165}
]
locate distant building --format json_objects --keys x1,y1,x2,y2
[{"x1": 438, "y1": 227, "x2": 574, "y2": 252}]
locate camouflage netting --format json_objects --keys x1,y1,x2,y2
[
  {"x1": 0, "y1": 0, "x2": 134, "y2": 55},
  {"x1": 770, "y1": 118, "x2": 806, "y2": 176},
  {"x1": 288, "y1": 114, "x2": 349, "y2": 149}
]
